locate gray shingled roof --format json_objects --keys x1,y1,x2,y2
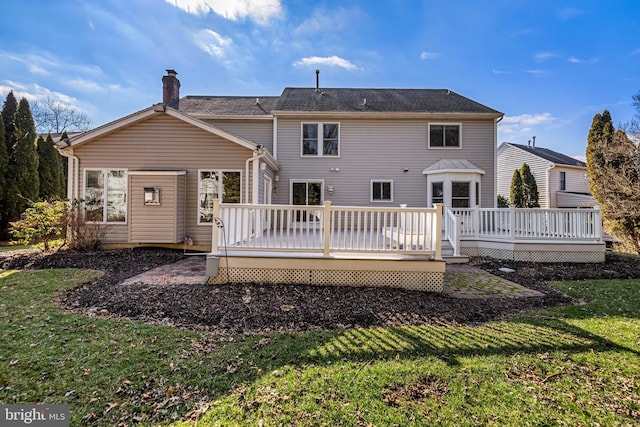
[
  {"x1": 177, "y1": 96, "x2": 280, "y2": 116},
  {"x1": 509, "y1": 143, "x2": 586, "y2": 167},
  {"x1": 273, "y1": 88, "x2": 502, "y2": 114}
]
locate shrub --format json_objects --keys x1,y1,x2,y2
[
  {"x1": 10, "y1": 200, "x2": 66, "y2": 251},
  {"x1": 61, "y1": 199, "x2": 107, "y2": 251}
]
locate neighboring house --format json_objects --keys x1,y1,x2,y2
[
  {"x1": 497, "y1": 141, "x2": 596, "y2": 209},
  {"x1": 58, "y1": 70, "x2": 503, "y2": 248}
]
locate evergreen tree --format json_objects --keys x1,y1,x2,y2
[
  {"x1": 586, "y1": 110, "x2": 614, "y2": 203},
  {"x1": 7, "y1": 98, "x2": 39, "y2": 218},
  {"x1": 519, "y1": 163, "x2": 540, "y2": 207},
  {"x1": 1, "y1": 91, "x2": 18, "y2": 154},
  {"x1": 59, "y1": 132, "x2": 69, "y2": 197},
  {"x1": 37, "y1": 134, "x2": 63, "y2": 199},
  {"x1": 586, "y1": 108, "x2": 640, "y2": 253},
  {"x1": 510, "y1": 169, "x2": 524, "y2": 207},
  {"x1": 0, "y1": 119, "x2": 8, "y2": 234}
]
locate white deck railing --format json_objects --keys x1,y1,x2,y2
[
  {"x1": 446, "y1": 206, "x2": 603, "y2": 242},
  {"x1": 210, "y1": 199, "x2": 442, "y2": 257}
]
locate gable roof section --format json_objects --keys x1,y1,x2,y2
[
  {"x1": 59, "y1": 105, "x2": 280, "y2": 170},
  {"x1": 505, "y1": 143, "x2": 585, "y2": 167},
  {"x1": 177, "y1": 96, "x2": 279, "y2": 118},
  {"x1": 273, "y1": 88, "x2": 503, "y2": 116}
]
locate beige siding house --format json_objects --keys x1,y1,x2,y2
[
  {"x1": 497, "y1": 142, "x2": 595, "y2": 208},
  {"x1": 58, "y1": 70, "x2": 503, "y2": 248}
]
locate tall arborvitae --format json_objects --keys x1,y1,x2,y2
[
  {"x1": 37, "y1": 134, "x2": 63, "y2": 199},
  {"x1": 519, "y1": 163, "x2": 540, "y2": 208},
  {"x1": 8, "y1": 98, "x2": 39, "y2": 218},
  {"x1": 586, "y1": 110, "x2": 614, "y2": 204},
  {"x1": 510, "y1": 169, "x2": 524, "y2": 207},
  {"x1": 0, "y1": 119, "x2": 8, "y2": 236},
  {"x1": 1, "y1": 91, "x2": 18, "y2": 154},
  {"x1": 59, "y1": 131, "x2": 69, "y2": 197}
]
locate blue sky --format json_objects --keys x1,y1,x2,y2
[{"x1": 1, "y1": 0, "x2": 638, "y2": 158}]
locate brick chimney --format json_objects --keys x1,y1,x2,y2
[{"x1": 162, "y1": 69, "x2": 180, "y2": 106}]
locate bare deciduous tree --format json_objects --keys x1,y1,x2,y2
[{"x1": 31, "y1": 97, "x2": 92, "y2": 134}]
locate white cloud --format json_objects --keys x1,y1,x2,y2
[
  {"x1": 419, "y1": 51, "x2": 440, "y2": 60},
  {"x1": 0, "y1": 80, "x2": 77, "y2": 105},
  {"x1": 0, "y1": 51, "x2": 58, "y2": 76},
  {"x1": 65, "y1": 78, "x2": 122, "y2": 93},
  {"x1": 492, "y1": 69, "x2": 510, "y2": 75},
  {"x1": 293, "y1": 56, "x2": 358, "y2": 71},
  {"x1": 534, "y1": 51, "x2": 558, "y2": 61},
  {"x1": 525, "y1": 69, "x2": 547, "y2": 75},
  {"x1": 499, "y1": 112, "x2": 554, "y2": 141},
  {"x1": 294, "y1": 7, "x2": 364, "y2": 35},
  {"x1": 193, "y1": 29, "x2": 233, "y2": 57},
  {"x1": 165, "y1": 0, "x2": 282, "y2": 24}
]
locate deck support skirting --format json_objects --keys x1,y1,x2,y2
[
  {"x1": 207, "y1": 253, "x2": 445, "y2": 292},
  {"x1": 460, "y1": 239, "x2": 606, "y2": 263}
]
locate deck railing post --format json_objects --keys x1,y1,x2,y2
[
  {"x1": 509, "y1": 205, "x2": 516, "y2": 241},
  {"x1": 454, "y1": 214, "x2": 461, "y2": 256},
  {"x1": 211, "y1": 198, "x2": 221, "y2": 254},
  {"x1": 435, "y1": 203, "x2": 443, "y2": 259},
  {"x1": 323, "y1": 200, "x2": 332, "y2": 256},
  {"x1": 473, "y1": 205, "x2": 480, "y2": 238},
  {"x1": 594, "y1": 205, "x2": 602, "y2": 242}
]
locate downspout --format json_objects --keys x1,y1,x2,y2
[
  {"x1": 493, "y1": 115, "x2": 504, "y2": 208},
  {"x1": 244, "y1": 146, "x2": 267, "y2": 204},
  {"x1": 272, "y1": 116, "x2": 278, "y2": 160}
]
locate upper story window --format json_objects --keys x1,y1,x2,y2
[
  {"x1": 371, "y1": 180, "x2": 393, "y2": 202},
  {"x1": 84, "y1": 169, "x2": 127, "y2": 223},
  {"x1": 302, "y1": 123, "x2": 339, "y2": 157},
  {"x1": 560, "y1": 171, "x2": 566, "y2": 191},
  {"x1": 198, "y1": 170, "x2": 241, "y2": 224},
  {"x1": 429, "y1": 123, "x2": 461, "y2": 148}
]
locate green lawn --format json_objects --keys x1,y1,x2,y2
[{"x1": 1, "y1": 267, "x2": 638, "y2": 426}]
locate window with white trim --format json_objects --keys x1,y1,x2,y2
[
  {"x1": 371, "y1": 180, "x2": 393, "y2": 202},
  {"x1": 198, "y1": 170, "x2": 241, "y2": 224},
  {"x1": 432, "y1": 182, "x2": 444, "y2": 205},
  {"x1": 428, "y1": 123, "x2": 461, "y2": 148},
  {"x1": 302, "y1": 123, "x2": 339, "y2": 156},
  {"x1": 84, "y1": 169, "x2": 127, "y2": 223},
  {"x1": 452, "y1": 181, "x2": 470, "y2": 208}
]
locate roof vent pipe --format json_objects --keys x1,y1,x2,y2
[
  {"x1": 532, "y1": 135, "x2": 536, "y2": 147},
  {"x1": 256, "y1": 97, "x2": 260, "y2": 105},
  {"x1": 528, "y1": 140, "x2": 531, "y2": 148},
  {"x1": 315, "y1": 69, "x2": 319, "y2": 92},
  {"x1": 363, "y1": 98, "x2": 367, "y2": 106}
]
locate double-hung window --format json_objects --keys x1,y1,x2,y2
[
  {"x1": 302, "y1": 123, "x2": 339, "y2": 156},
  {"x1": 84, "y1": 169, "x2": 127, "y2": 223},
  {"x1": 198, "y1": 170, "x2": 241, "y2": 224},
  {"x1": 429, "y1": 123, "x2": 461, "y2": 148},
  {"x1": 371, "y1": 180, "x2": 393, "y2": 202}
]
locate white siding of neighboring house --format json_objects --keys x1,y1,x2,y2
[
  {"x1": 72, "y1": 114, "x2": 259, "y2": 245},
  {"x1": 497, "y1": 144, "x2": 553, "y2": 208},
  {"x1": 274, "y1": 118, "x2": 497, "y2": 208},
  {"x1": 548, "y1": 166, "x2": 592, "y2": 208}
]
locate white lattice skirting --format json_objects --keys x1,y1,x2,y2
[
  {"x1": 207, "y1": 254, "x2": 445, "y2": 292},
  {"x1": 460, "y1": 240, "x2": 606, "y2": 263}
]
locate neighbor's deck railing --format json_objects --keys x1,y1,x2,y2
[
  {"x1": 210, "y1": 199, "x2": 442, "y2": 257},
  {"x1": 445, "y1": 206, "x2": 603, "y2": 242}
]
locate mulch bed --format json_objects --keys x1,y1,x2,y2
[{"x1": 2, "y1": 248, "x2": 639, "y2": 334}]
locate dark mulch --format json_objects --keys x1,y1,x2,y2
[{"x1": 2, "y1": 248, "x2": 639, "y2": 334}]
